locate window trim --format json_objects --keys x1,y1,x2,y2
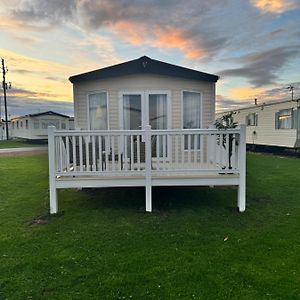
[
  {"x1": 118, "y1": 90, "x2": 145, "y2": 130},
  {"x1": 33, "y1": 120, "x2": 40, "y2": 129},
  {"x1": 145, "y1": 90, "x2": 171, "y2": 130},
  {"x1": 181, "y1": 90, "x2": 203, "y2": 151},
  {"x1": 87, "y1": 90, "x2": 109, "y2": 130},
  {"x1": 246, "y1": 112, "x2": 258, "y2": 127},
  {"x1": 181, "y1": 90, "x2": 203, "y2": 129},
  {"x1": 276, "y1": 108, "x2": 293, "y2": 130}
]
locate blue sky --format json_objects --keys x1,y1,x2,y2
[{"x1": 0, "y1": 0, "x2": 299, "y2": 117}]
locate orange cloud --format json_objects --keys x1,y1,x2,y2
[
  {"x1": 154, "y1": 28, "x2": 204, "y2": 59},
  {"x1": 250, "y1": 0, "x2": 299, "y2": 13},
  {"x1": 228, "y1": 86, "x2": 265, "y2": 99},
  {"x1": 111, "y1": 21, "x2": 145, "y2": 46},
  {"x1": 109, "y1": 21, "x2": 205, "y2": 60}
]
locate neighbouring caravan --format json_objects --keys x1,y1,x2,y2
[
  {"x1": 0, "y1": 119, "x2": 10, "y2": 140},
  {"x1": 216, "y1": 99, "x2": 300, "y2": 149},
  {"x1": 10, "y1": 111, "x2": 73, "y2": 140}
]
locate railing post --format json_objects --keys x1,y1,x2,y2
[
  {"x1": 238, "y1": 124, "x2": 246, "y2": 212},
  {"x1": 145, "y1": 125, "x2": 152, "y2": 212},
  {"x1": 48, "y1": 126, "x2": 58, "y2": 214}
]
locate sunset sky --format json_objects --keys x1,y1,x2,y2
[{"x1": 0, "y1": 0, "x2": 300, "y2": 117}]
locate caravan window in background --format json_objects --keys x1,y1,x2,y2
[
  {"x1": 34, "y1": 120, "x2": 39, "y2": 129},
  {"x1": 277, "y1": 109, "x2": 293, "y2": 129},
  {"x1": 61, "y1": 122, "x2": 66, "y2": 129},
  {"x1": 246, "y1": 113, "x2": 258, "y2": 126},
  {"x1": 25, "y1": 120, "x2": 28, "y2": 129}
]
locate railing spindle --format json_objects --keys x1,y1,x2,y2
[
  {"x1": 66, "y1": 136, "x2": 70, "y2": 172},
  {"x1": 98, "y1": 136, "x2": 102, "y2": 171},
  {"x1": 130, "y1": 135, "x2": 134, "y2": 171},
  {"x1": 92, "y1": 135, "x2": 96, "y2": 171},
  {"x1": 72, "y1": 136, "x2": 76, "y2": 172}
]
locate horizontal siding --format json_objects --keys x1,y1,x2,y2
[
  {"x1": 73, "y1": 74, "x2": 215, "y2": 130},
  {"x1": 216, "y1": 102, "x2": 298, "y2": 148}
]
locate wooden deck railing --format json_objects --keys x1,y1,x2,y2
[
  {"x1": 48, "y1": 126, "x2": 246, "y2": 177},
  {"x1": 48, "y1": 125, "x2": 246, "y2": 214}
]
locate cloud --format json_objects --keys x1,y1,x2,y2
[
  {"x1": 5, "y1": 96, "x2": 74, "y2": 118},
  {"x1": 216, "y1": 95, "x2": 253, "y2": 112},
  {"x1": 219, "y1": 46, "x2": 300, "y2": 86},
  {"x1": 250, "y1": 0, "x2": 299, "y2": 13},
  {"x1": 2, "y1": 0, "x2": 228, "y2": 60},
  {"x1": 11, "y1": 0, "x2": 76, "y2": 25}
]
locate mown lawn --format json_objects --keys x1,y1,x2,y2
[
  {"x1": 0, "y1": 139, "x2": 46, "y2": 149},
  {"x1": 0, "y1": 153, "x2": 299, "y2": 299}
]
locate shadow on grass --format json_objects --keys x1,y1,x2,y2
[{"x1": 72, "y1": 186, "x2": 238, "y2": 213}]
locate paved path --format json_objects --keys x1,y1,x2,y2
[{"x1": 0, "y1": 147, "x2": 48, "y2": 156}]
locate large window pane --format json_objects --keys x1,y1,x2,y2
[
  {"x1": 123, "y1": 95, "x2": 141, "y2": 130},
  {"x1": 278, "y1": 109, "x2": 292, "y2": 129},
  {"x1": 149, "y1": 94, "x2": 168, "y2": 157},
  {"x1": 183, "y1": 91, "x2": 201, "y2": 129},
  {"x1": 89, "y1": 92, "x2": 108, "y2": 130},
  {"x1": 149, "y1": 94, "x2": 167, "y2": 129},
  {"x1": 183, "y1": 91, "x2": 201, "y2": 149}
]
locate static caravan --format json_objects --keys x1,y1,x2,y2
[
  {"x1": 216, "y1": 99, "x2": 300, "y2": 149},
  {"x1": 0, "y1": 119, "x2": 10, "y2": 140},
  {"x1": 11, "y1": 111, "x2": 72, "y2": 140},
  {"x1": 47, "y1": 56, "x2": 247, "y2": 214}
]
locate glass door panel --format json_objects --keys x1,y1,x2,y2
[
  {"x1": 123, "y1": 94, "x2": 142, "y2": 130},
  {"x1": 148, "y1": 94, "x2": 168, "y2": 157}
]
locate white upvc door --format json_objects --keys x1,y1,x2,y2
[
  {"x1": 120, "y1": 92, "x2": 144, "y2": 130},
  {"x1": 119, "y1": 90, "x2": 170, "y2": 130},
  {"x1": 120, "y1": 90, "x2": 171, "y2": 159}
]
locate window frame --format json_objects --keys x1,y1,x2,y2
[
  {"x1": 181, "y1": 90, "x2": 203, "y2": 151},
  {"x1": 246, "y1": 112, "x2": 258, "y2": 126},
  {"x1": 87, "y1": 91, "x2": 109, "y2": 130},
  {"x1": 276, "y1": 108, "x2": 293, "y2": 130}
]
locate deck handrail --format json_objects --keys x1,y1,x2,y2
[
  {"x1": 53, "y1": 127, "x2": 242, "y2": 136},
  {"x1": 48, "y1": 125, "x2": 246, "y2": 178},
  {"x1": 47, "y1": 125, "x2": 247, "y2": 214}
]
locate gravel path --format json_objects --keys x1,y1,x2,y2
[{"x1": 0, "y1": 147, "x2": 48, "y2": 156}]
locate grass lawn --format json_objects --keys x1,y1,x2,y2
[
  {"x1": 0, "y1": 139, "x2": 47, "y2": 149},
  {"x1": 0, "y1": 153, "x2": 299, "y2": 299}
]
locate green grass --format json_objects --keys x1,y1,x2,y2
[
  {"x1": 0, "y1": 139, "x2": 47, "y2": 149},
  {"x1": 0, "y1": 153, "x2": 299, "y2": 299}
]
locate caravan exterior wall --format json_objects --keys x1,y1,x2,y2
[
  {"x1": 73, "y1": 74, "x2": 216, "y2": 130},
  {"x1": 216, "y1": 100, "x2": 299, "y2": 148},
  {"x1": 11, "y1": 114, "x2": 72, "y2": 140}
]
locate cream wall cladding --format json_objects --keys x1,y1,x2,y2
[{"x1": 73, "y1": 74, "x2": 216, "y2": 130}]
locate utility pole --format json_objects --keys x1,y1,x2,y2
[{"x1": 1, "y1": 58, "x2": 10, "y2": 140}]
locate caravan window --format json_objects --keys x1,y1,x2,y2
[
  {"x1": 276, "y1": 109, "x2": 293, "y2": 129},
  {"x1": 34, "y1": 121, "x2": 39, "y2": 129},
  {"x1": 246, "y1": 113, "x2": 258, "y2": 126},
  {"x1": 182, "y1": 91, "x2": 201, "y2": 149},
  {"x1": 88, "y1": 92, "x2": 108, "y2": 130}
]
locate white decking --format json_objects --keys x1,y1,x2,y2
[{"x1": 48, "y1": 125, "x2": 246, "y2": 213}]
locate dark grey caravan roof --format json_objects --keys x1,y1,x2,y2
[
  {"x1": 69, "y1": 56, "x2": 219, "y2": 84},
  {"x1": 11, "y1": 111, "x2": 70, "y2": 120}
]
